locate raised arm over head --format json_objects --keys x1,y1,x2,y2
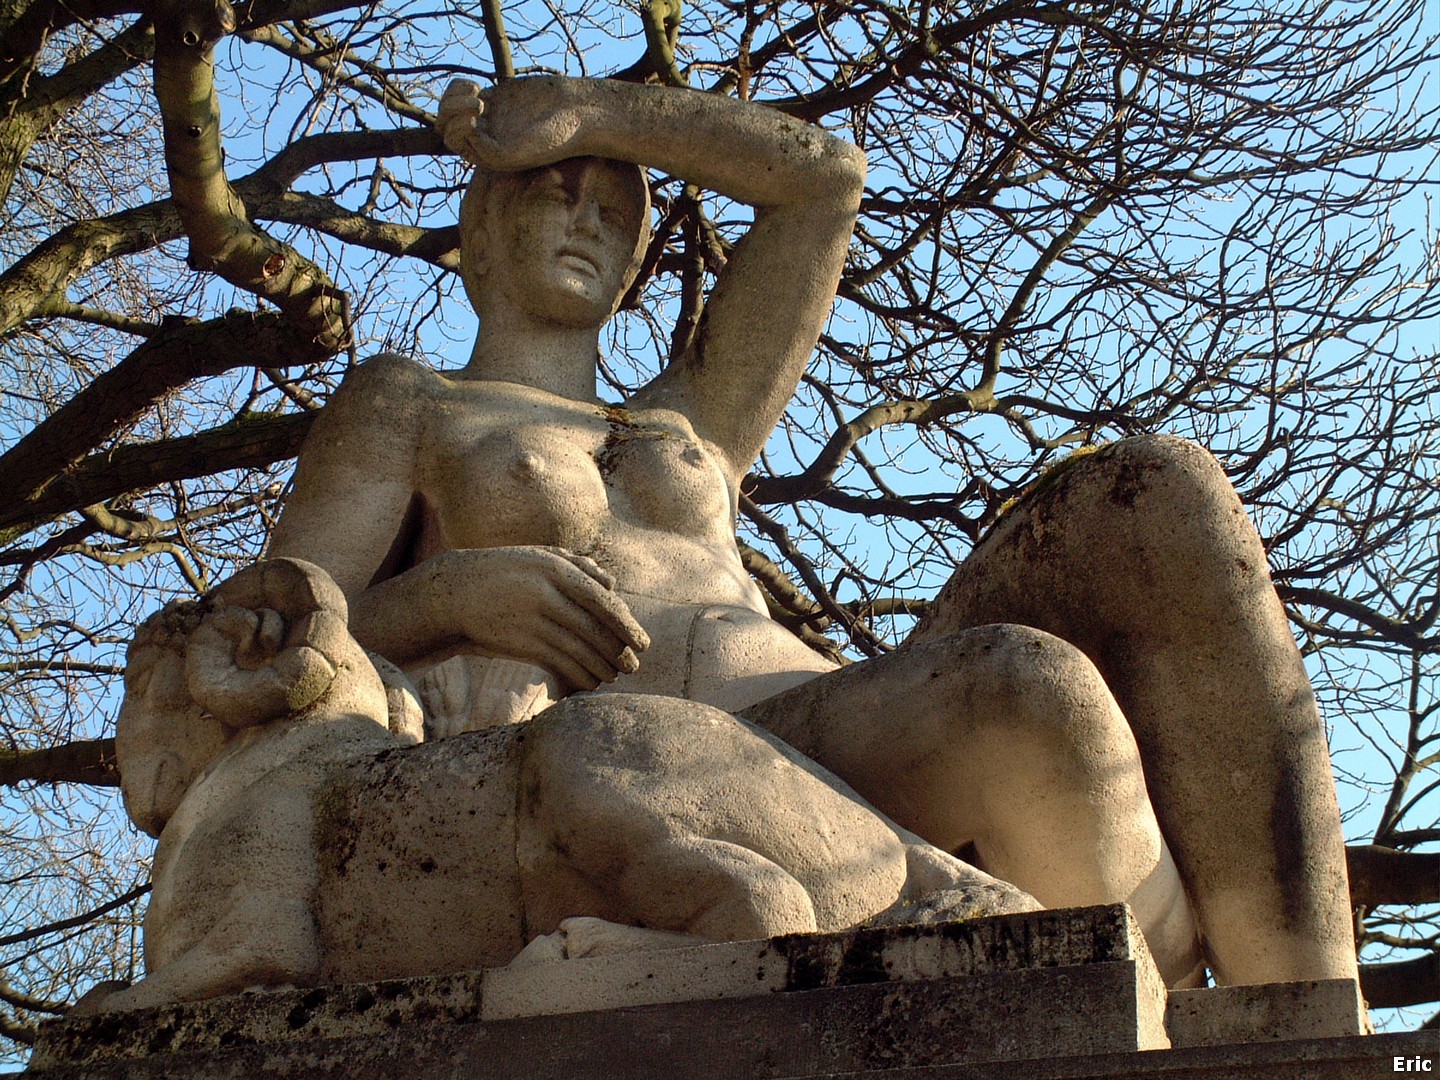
[{"x1": 439, "y1": 76, "x2": 865, "y2": 480}]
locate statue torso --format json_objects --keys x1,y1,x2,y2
[{"x1": 400, "y1": 369, "x2": 834, "y2": 712}]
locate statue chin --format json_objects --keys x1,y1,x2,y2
[{"x1": 122, "y1": 751, "x2": 191, "y2": 839}]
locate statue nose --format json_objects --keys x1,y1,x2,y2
[{"x1": 571, "y1": 200, "x2": 603, "y2": 238}]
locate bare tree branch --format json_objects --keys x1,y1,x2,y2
[
  {"x1": 0, "y1": 410, "x2": 313, "y2": 539},
  {"x1": 1363, "y1": 954, "x2": 1440, "y2": 1011},
  {"x1": 0, "y1": 310, "x2": 323, "y2": 532},
  {"x1": 1349, "y1": 845, "x2": 1440, "y2": 908},
  {"x1": 150, "y1": 0, "x2": 348, "y2": 357},
  {"x1": 0, "y1": 737, "x2": 117, "y2": 788}
]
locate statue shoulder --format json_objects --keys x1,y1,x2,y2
[
  {"x1": 329, "y1": 353, "x2": 445, "y2": 413},
  {"x1": 295, "y1": 354, "x2": 446, "y2": 472}
]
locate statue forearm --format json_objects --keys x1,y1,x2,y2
[
  {"x1": 561, "y1": 78, "x2": 866, "y2": 210},
  {"x1": 345, "y1": 546, "x2": 648, "y2": 693},
  {"x1": 440, "y1": 76, "x2": 866, "y2": 214},
  {"x1": 346, "y1": 555, "x2": 459, "y2": 668}
]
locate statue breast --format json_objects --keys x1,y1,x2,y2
[
  {"x1": 424, "y1": 423, "x2": 610, "y2": 550},
  {"x1": 595, "y1": 409, "x2": 732, "y2": 535}
]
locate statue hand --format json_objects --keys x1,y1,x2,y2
[
  {"x1": 437, "y1": 76, "x2": 585, "y2": 172},
  {"x1": 437, "y1": 78, "x2": 486, "y2": 160},
  {"x1": 443, "y1": 545, "x2": 649, "y2": 694}
]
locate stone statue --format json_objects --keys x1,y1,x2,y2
[
  {"x1": 102, "y1": 75, "x2": 1356, "y2": 1010},
  {"x1": 91, "y1": 557, "x2": 1023, "y2": 1014}
]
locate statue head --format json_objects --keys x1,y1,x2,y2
[
  {"x1": 459, "y1": 157, "x2": 650, "y2": 328},
  {"x1": 116, "y1": 604, "x2": 228, "y2": 838}
]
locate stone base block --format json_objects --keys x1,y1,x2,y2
[
  {"x1": 29, "y1": 906, "x2": 1164, "y2": 1077},
  {"x1": 1166, "y1": 978, "x2": 1367, "y2": 1047},
  {"x1": 847, "y1": 1032, "x2": 1437, "y2": 1078},
  {"x1": 483, "y1": 902, "x2": 1165, "y2": 1023},
  {"x1": 28, "y1": 964, "x2": 1161, "y2": 1079},
  {"x1": 25, "y1": 904, "x2": 1402, "y2": 1079}
]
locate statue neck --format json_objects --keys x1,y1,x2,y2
[{"x1": 461, "y1": 305, "x2": 603, "y2": 402}]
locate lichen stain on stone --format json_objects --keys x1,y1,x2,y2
[
  {"x1": 285, "y1": 987, "x2": 328, "y2": 1030},
  {"x1": 314, "y1": 778, "x2": 357, "y2": 879},
  {"x1": 1270, "y1": 763, "x2": 1316, "y2": 925},
  {"x1": 600, "y1": 404, "x2": 635, "y2": 428},
  {"x1": 834, "y1": 935, "x2": 889, "y2": 986},
  {"x1": 994, "y1": 443, "x2": 1106, "y2": 527},
  {"x1": 779, "y1": 938, "x2": 835, "y2": 992},
  {"x1": 595, "y1": 417, "x2": 682, "y2": 477},
  {"x1": 1106, "y1": 452, "x2": 1165, "y2": 510}
]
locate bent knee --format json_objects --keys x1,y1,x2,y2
[
  {"x1": 918, "y1": 626, "x2": 1130, "y2": 752},
  {"x1": 1080, "y1": 435, "x2": 1242, "y2": 528}
]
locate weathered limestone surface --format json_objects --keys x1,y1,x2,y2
[
  {"x1": 1166, "y1": 978, "x2": 1367, "y2": 1048},
  {"x1": 486, "y1": 904, "x2": 1162, "y2": 1022},
  {"x1": 27, "y1": 909, "x2": 1393, "y2": 1080},
  {"x1": 33, "y1": 908, "x2": 1170, "y2": 1076},
  {"x1": 99, "y1": 562, "x2": 1031, "y2": 1013},
  {"x1": 98, "y1": 70, "x2": 1360, "y2": 1024}
]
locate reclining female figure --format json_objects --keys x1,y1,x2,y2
[{"x1": 246, "y1": 75, "x2": 1356, "y2": 990}]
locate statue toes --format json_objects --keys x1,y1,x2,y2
[{"x1": 184, "y1": 606, "x2": 342, "y2": 727}]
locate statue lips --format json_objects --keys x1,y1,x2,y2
[{"x1": 556, "y1": 244, "x2": 602, "y2": 278}]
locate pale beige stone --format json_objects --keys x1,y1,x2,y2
[
  {"x1": 483, "y1": 904, "x2": 1166, "y2": 1025},
  {"x1": 35, "y1": 908, "x2": 1191, "y2": 1076},
  {"x1": 95, "y1": 558, "x2": 1033, "y2": 1013},
  {"x1": 1166, "y1": 978, "x2": 1367, "y2": 1047},
  {"x1": 107, "y1": 73, "x2": 1357, "y2": 1017}
]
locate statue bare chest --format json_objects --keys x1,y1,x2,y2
[{"x1": 414, "y1": 390, "x2": 734, "y2": 557}]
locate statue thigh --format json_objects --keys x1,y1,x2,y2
[
  {"x1": 904, "y1": 435, "x2": 1354, "y2": 984},
  {"x1": 740, "y1": 626, "x2": 1169, "y2": 913}
]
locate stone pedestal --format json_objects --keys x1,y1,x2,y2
[{"x1": 27, "y1": 905, "x2": 1402, "y2": 1079}]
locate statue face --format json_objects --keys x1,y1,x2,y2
[
  {"x1": 116, "y1": 646, "x2": 228, "y2": 838},
  {"x1": 485, "y1": 158, "x2": 648, "y2": 328}
]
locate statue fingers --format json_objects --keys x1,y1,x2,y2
[
  {"x1": 525, "y1": 612, "x2": 644, "y2": 693},
  {"x1": 437, "y1": 78, "x2": 486, "y2": 158},
  {"x1": 528, "y1": 628, "x2": 607, "y2": 695},
  {"x1": 284, "y1": 607, "x2": 353, "y2": 661},
  {"x1": 440, "y1": 77, "x2": 583, "y2": 172},
  {"x1": 545, "y1": 603, "x2": 641, "y2": 678},
  {"x1": 547, "y1": 566, "x2": 650, "y2": 655},
  {"x1": 537, "y1": 546, "x2": 616, "y2": 591}
]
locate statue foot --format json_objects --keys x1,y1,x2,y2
[
  {"x1": 869, "y1": 842, "x2": 1042, "y2": 928},
  {"x1": 66, "y1": 980, "x2": 131, "y2": 1019},
  {"x1": 509, "y1": 917, "x2": 707, "y2": 967},
  {"x1": 117, "y1": 557, "x2": 391, "y2": 838},
  {"x1": 184, "y1": 557, "x2": 356, "y2": 728}
]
